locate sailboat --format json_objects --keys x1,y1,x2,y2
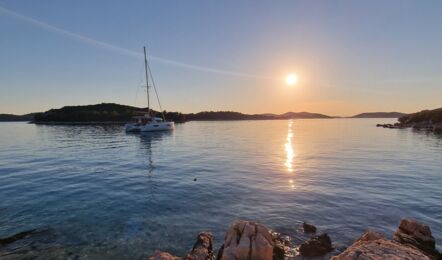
[{"x1": 125, "y1": 47, "x2": 175, "y2": 132}]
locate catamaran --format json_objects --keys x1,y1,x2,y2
[{"x1": 125, "y1": 47, "x2": 175, "y2": 133}]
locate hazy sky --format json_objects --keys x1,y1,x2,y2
[{"x1": 1, "y1": 0, "x2": 441, "y2": 116}]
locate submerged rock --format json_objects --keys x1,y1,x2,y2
[
  {"x1": 393, "y1": 218, "x2": 441, "y2": 258},
  {"x1": 298, "y1": 233, "x2": 333, "y2": 257},
  {"x1": 149, "y1": 250, "x2": 181, "y2": 260},
  {"x1": 186, "y1": 232, "x2": 214, "y2": 260},
  {"x1": 332, "y1": 230, "x2": 430, "y2": 260},
  {"x1": 0, "y1": 228, "x2": 59, "y2": 259},
  {"x1": 218, "y1": 220, "x2": 274, "y2": 260},
  {"x1": 302, "y1": 222, "x2": 317, "y2": 233},
  {"x1": 0, "y1": 229, "x2": 38, "y2": 245}
]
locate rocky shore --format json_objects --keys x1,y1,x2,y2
[
  {"x1": 377, "y1": 107, "x2": 442, "y2": 133},
  {"x1": 148, "y1": 218, "x2": 440, "y2": 260},
  {"x1": 376, "y1": 122, "x2": 442, "y2": 132},
  {"x1": 1, "y1": 218, "x2": 440, "y2": 259}
]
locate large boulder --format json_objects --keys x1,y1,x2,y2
[
  {"x1": 393, "y1": 218, "x2": 440, "y2": 258},
  {"x1": 186, "y1": 232, "x2": 214, "y2": 260},
  {"x1": 217, "y1": 220, "x2": 274, "y2": 260},
  {"x1": 298, "y1": 233, "x2": 333, "y2": 257},
  {"x1": 332, "y1": 230, "x2": 430, "y2": 260}
]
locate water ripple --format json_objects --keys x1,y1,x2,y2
[{"x1": 0, "y1": 120, "x2": 441, "y2": 257}]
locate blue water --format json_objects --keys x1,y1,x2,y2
[{"x1": 0, "y1": 119, "x2": 441, "y2": 258}]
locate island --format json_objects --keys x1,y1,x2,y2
[
  {"x1": 351, "y1": 112, "x2": 405, "y2": 118},
  {"x1": 11, "y1": 103, "x2": 334, "y2": 124},
  {"x1": 0, "y1": 113, "x2": 36, "y2": 122},
  {"x1": 377, "y1": 107, "x2": 442, "y2": 133}
]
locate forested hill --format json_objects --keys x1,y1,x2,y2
[
  {"x1": 185, "y1": 111, "x2": 332, "y2": 120},
  {"x1": 28, "y1": 103, "x2": 333, "y2": 123},
  {"x1": 398, "y1": 108, "x2": 442, "y2": 125},
  {"x1": 351, "y1": 112, "x2": 405, "y2": 118},
  {"x1": 33, "y1": 103, "x2": 186, "y2": 123}
]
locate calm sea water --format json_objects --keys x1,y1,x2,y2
[{"x1": 0, "y1": 119, "x2": 441, "y2": 258}]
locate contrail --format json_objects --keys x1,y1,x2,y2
[{"x1": 0, "y1": 6, "x2": 273, "y2": 79}]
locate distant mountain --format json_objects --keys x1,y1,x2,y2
[
  {"x1": 185, "y1": 111, "x2": 332, "y2": 121},
  {"x1": 0, "y1": 113, "x2": 36, "y2": 122},
  {"x1": 351, "y1": 112, "x2": 406, "y2": 118},
  {"x1": 278, "y1": 112, "x2": 332, "y2": 119}
]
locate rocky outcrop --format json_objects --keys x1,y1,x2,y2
[
  {"x1": 272, "y1": 233, "x2": 291, "y2": 260},
  {"x1": 302, "y1": 222, "x2": 317, "y2": 233},
  {"x1": 376, "y1": 123, "x2": 404, "y2": 129},
  {"x1": 393, "y1": 218, "x2": 440, "y2": 258},
  {"x1": 186, "y1": 232, "x2": 214, "y2": 260},
  {"x1": 433, "y1": 122, "x2": 442, "y2": 133},
  {"x1": 147, "y1": 219, "x2": 441, "y2": 259},
  {"x1": 298, "y1": 233, "x2": 333, "y2": 257},
  {"x1": 217, "y1": 220, "x2": 274, "y2": 260},
  {"x1": 378, "y1": 107, "x2": 442, "y2": 133},
  {"x1": 332, "y1": 230, "x2": 430, "y2": 260},
  {"x1": 332, "y1": 219, "x2": 441, "y2": 260},
  {"x1": 149, "y1": 251, "x2": 181, "y2": 260}
]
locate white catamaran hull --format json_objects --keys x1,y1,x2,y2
[
  {"x1": 125, "y1": 122, "x2": 175, "y2": 132},
  {"x1": 125, "y1": 47, "x2": 175, "y2": 134}
]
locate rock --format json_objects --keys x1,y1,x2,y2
[
  {"x1": 298, "y1": 233, "x2": 333, "y2": 257},
  {"x1": 393, "y1": 218, "x2": 440, "y2": 258},
  {"x1": 272, "y1": 233, "x2": 289, "y2": 260},
  {"x1": 0, "y1": 228, "x2": 58, "y2": 258},
  {"x1": 332, "y1": 230, "x2": 430, "y2": 260},
  {"x1": 272, "y1": 242, "x2": 285, "y2": 260},
  {"x1": 303, "y1": 222, "x2": 317, "y2": 233},
  {"x1": 0, "y1": 229, "x2": 38, "y2": 245},
  {"x1": 149, "y1": 251, "x2": 181, "y2": 260},
  {"x1": 356, "y1": 229, "x2": 385, "y2": 242},
  {"x1": 218, "y1": 220, "x2": 274, "y2": 260},
  {"x1": 186, "y1": 232, "x2": 214, "y2": 260},
  {"x1": 434, "y1": 122, "x2": 442, "y2": 133}
]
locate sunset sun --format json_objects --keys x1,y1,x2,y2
[{"x1": 286, "y1": 74, "x2": 298, "y2": 86}]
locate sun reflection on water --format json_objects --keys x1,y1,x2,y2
[
  {"x1": 285, "y1": 120, "x2": 296, "y2": 190},
  {"x1": 285, "y1": 121, "x2": 295, "y2": 173}
]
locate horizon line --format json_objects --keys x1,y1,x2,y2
[{"x1": 0, "y1": 102, "x2": 413, "y2": 118}]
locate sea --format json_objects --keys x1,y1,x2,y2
[{"x1": 0, "y1": 119, "x2": 441, "y2": 258}]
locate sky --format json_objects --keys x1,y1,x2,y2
[{"x1": 1, "y1": 0, "x2": 442, "y2": 116}]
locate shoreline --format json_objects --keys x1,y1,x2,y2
[
  {"x1": 1, "y1": 218, "x2": 440, "y2": 259},
  {"x1": 377, "y1": 122, "x2": 442, "y2": 133},
  {"x1": 0, "y1": 117, "x2": 401, "y2": 125}
]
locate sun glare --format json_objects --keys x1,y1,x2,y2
[{"x1": 286, "y1": 74, "x2": 298, "y2": 86}]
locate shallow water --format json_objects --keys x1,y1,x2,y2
[{"x1": 0, "y1": 119, "x2": 441, "y2": 258}]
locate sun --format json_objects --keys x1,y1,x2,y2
[{"x1": 286, "y1": 74, "x2": 298, "y2": 86}]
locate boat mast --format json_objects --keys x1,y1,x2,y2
[{"x1": 144, "y1": 46, "x2": 150, "y2": 115}]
